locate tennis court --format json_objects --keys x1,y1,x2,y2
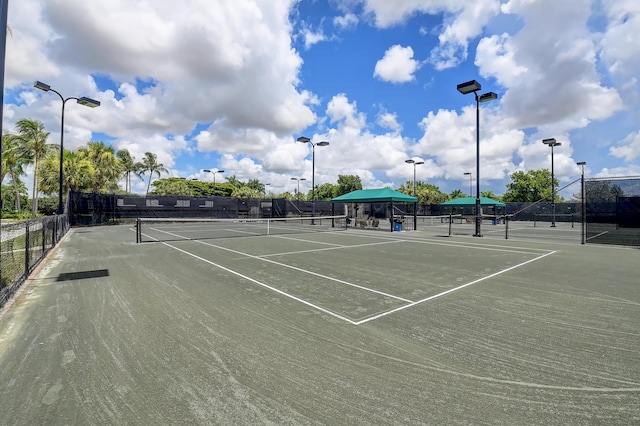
[{"x1": 0, "y1": 222, "x2": 638, "y2": 424}]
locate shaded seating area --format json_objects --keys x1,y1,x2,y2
[
  {"x1": 331, "y1": 188, "x2": 418, "y2": 232},
  {"x1": 440, "y1": 197, "x2": 506, "y2": 223}
]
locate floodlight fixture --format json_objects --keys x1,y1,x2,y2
[
  {"x1": 457, "y1": 80, "x2": 482, "y2": 94},
  {"x1": 33, "y1": 80, "x2": 100, "y2": 214},
  {"x1": 77, "y1": 97, "x2": 101, "y2": 108},
  {"x1": 478, "y1": 92, "x2": 498, "y2": 103}
]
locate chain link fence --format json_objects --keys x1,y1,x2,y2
[{"x1": 1, "y1": 213, "x2": 70, "y2": 309}]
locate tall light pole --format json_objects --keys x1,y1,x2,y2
[
  {"x1": 457, "y1": 79, "x2": 498, "y2": 237},
  {"x1": 405, "y1": 159, "x2": 424, "y2": 231},
  {"x1": 34, "y1": 81, "x2": 100, "y2": 214},
  {"x1": 464, "y1": 172, "x2": 472, "y2": 197},
  {"x1": 297, "y1": 136, "x2": 329, "y2": 218},
  {"x1": 291, "y1": 177, "x2": 306, "y2": 200},
  {"x1": 577, "y1": 161, "x2": 586, "y2": 244},
  {"x1": 405, "y1": 159, "x2": 424, "y2": 197},
  {"x1": 542, "y1": 138, "x2": 561, "y2": 227},
  {"x1": 203, "y1": 169, "x2": 224, "y2": 195}
]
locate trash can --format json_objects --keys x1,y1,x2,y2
[{"x1": 393, "y1": 220, "x2": 402, "y2": 232}]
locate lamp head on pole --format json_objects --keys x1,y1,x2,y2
[
  {"x1": 77, "y1": 97, "x2": 101, "y2": 108},
  {"x1": 542, "y1": 138, "x2": 561, "y2": 148},
  {"x1": 316, "y1": 141, "x2": 330, "y2": 147},
  {"x1": 405, "y1": 159, "x2": 424, "y2": 165},
  {"x1": 34, "y1": 81, "x2": 51, "y2": 91},
  {"x1": 478, "y1": 92, "x2": 498, "y2": 103},
  {"x1": 297, "y1": 136, "x2": 310, "y2": 144},
  {"x1": 457, "y1": 80, "x2": 481, "y2": 94}
]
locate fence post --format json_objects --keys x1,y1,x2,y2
[
  {"x1": 24, "y1": 222, "x2": 30, "y2": 274},
  {"x1": 42, "y1": 220, "x2": 46, "y2": 251}
]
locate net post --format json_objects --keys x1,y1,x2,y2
[
  {"x1": 136, "y1": 218, "x2": 140, "y2": 243},
  {"x1": 505, "y1": 215, "x2": 509, "y2": 239},
  {"x1": 448, "y1": 213, "x2": 452, "y2": 236}
]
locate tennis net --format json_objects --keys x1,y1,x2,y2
[{"x1": 136, "y1": 215, "x2": 348, "y2": 243}]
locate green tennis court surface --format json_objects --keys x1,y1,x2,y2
[{"x1": 1, "y1": 225, "x2": 638, "y2": 424}]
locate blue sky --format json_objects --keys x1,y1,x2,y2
[{"x1": 3, "y1": 0, "x2": 640, "y2": 198}]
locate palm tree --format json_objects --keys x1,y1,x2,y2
[
  {"x1": 39, "y1": 150, "x2": 95, "y2": 195},
  {"x1": 2, "y1": 133, "x2": 27, "y2": 211},
  {"x1": 78, "y1": 141, "x2": 121, "y2": 193},
  {"x1": 140, "y1": 152, "x2": 168, "y2": 196},
  {"x1": 449, "y1": 189, "x2": 466, "y2": 199},
  {"x1": 14, "y1": 119, "x2": 54, "y2": 217},
  {"x1": 116, "y1": 149, "x2": 139, "y2": 193}
]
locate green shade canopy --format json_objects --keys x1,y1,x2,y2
[
  {"x1": 331, "y1": 188, "x2": 418, "y2": 203},
  {"x1": 441, "y1": 197, "x2": 506, "y2": 207}
]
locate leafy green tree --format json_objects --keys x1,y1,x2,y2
[
  {"x1": 116, "y1": 149, "x2": 142, "y2": 193},
  {"x1": 397, "y1": 181, "x2": 415, "y2": 196},
  {"x1": 481, "y1": 190, "x2": 501, "y2": 201},
  {"x1": 1, "y1": 182, "x2": 27, "y2": 213},
  {"x1": 416, "y1": 182, "x2": 449, "y2": 204},
  {"x1": 335, "y1": 175, "x2": 362, "y2": 197},
  {"x1": 583, "y1": 181, "x2": 624, "y2": 201},
  {"x1": 311, "y1": 183, "x2": 336, "y2": 200},
  {"x1": 2, "y1": 134, "x2": 27, "y2": 211},
  {"x1": 14, "y1": 119, "x2": 55, "y2": 217},
  {"x1": 279, "y1": 191, "x2": 296, "y2": 200},
  {"x1": 150, "y1": 177, "x2": 191, "y2": 195},
  {"x1": 140, "y1": 152, "x2": 169, "y2": 196},
  {"x1": 398, "y1": 181, "x2": 449, "y2": 204},
  {"x1": 245, "y1": 178, "x2": 264, "y2": 193},
  {"x1": 449, "y1": 189, "x2": 466, "y2": 199},
  {"x1": 225, "y1": 175, "x2": 243, "y2": 189},
  {"x1": 39, "y1": 150, "x2": 95, "y2": 195},
  {"x1": 78, "y1": 141, "x2": 122, "y2": 193},
  {"x1": 231, "y1": 185, "x2": 262, "y2": 198},
  {"x1": 502, "y1": 169, "x2": 559, "y2": 203}
]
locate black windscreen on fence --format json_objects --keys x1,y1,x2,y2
[
  {"x1": 585, "y1": 177, "x2": 640, "y2": 246},
  {"x1": 68, "y1": 181, "x2": 640, "y2": 247},
  {"x1": 617, "y1": 196, "x2": 640, "y2": 228},
  {"x1": 69, "y1": 192, "x2": 336, "y2": 225}
]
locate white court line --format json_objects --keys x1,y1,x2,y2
[
  {"x1": 162, "y1": 242, "x2": 360, "y2": 325},
  {"x1": 140, "y1": 228, "x2": 556, "y2": 325},
  {"x1": 259, "y1": 239, "x2": 405, "y2": 258},
  {"x1": 353, "y1": 250, "x2": 557, "y2": 325},
  {"x1": 352, "y1": 233, "x2": 549, "y2": 255},
  {"x1": 154, "y1": 228, "x2": 414, "y2": 303}
]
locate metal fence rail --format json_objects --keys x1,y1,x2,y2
[{"x1": 0, "y1": 214, "x2": 70, "y2": 309}]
